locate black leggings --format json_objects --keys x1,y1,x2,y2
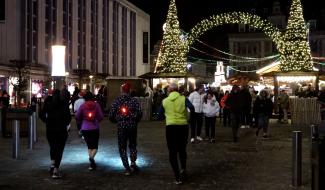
[
  {"x1": 166, "y1": 125, "x2": 189, "y2": 179},
  {"x1": 205, "y1": 116, "x2": 216, "y2": 139},
  {"x1": 46, "y1": 130, "x2": 68, "y2": 168},
  {"x1": 190, "y1": 112, "x2": 203, "y2": 138}
]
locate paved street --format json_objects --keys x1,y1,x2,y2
[{"x1": 0, "y1": 118, "x2": 312, "y2": 190}]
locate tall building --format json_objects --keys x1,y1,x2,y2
[{"x1": 0, "y1": 0, "x2": 150, "y2": 101}]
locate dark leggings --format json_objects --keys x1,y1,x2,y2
[
  {"x1": 205, "y1": 116, "x2": 216, "y2": 139},
  {"x1": 166, "y1": 125, "x2": 189, "y2": 179},
  {"x1": 190, "y1": 112, "x2": 203, "y2": 138},
  {"x1": 118, "y1": 127, "x2": 138, "y2": 169},
  {"x1": 46, "y1": 130, "x2": 68, "y2": 168}
]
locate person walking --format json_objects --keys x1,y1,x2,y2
[
  {"x1": 0, "y1": 90, "x2": 10, "y2": 137},
  {"x1": 75, "y1": 92, "x2": 104, "y2": 170},
  {"x1": 109, "y1": 82, "x2": 142, "y2": 176},
  {"x1": 225, "y1": 85, "x2": 242, "y2": 142},
  {"x1": 202, "y1": 91, "x2": 220, "y2": 143},
  {"x1": 239, "y1": 85, "x2": 252, "y2": 128},
  {"x1": 277, "y1": 89, "x2": 289, "y2": 124},
  {"x1": 220, "y1": 90, "x2": 231, "y2": 127},
  {"x1": 39, "y1": 89, "x2": 71, "y2": 179},
  {"x1": 188, "y1": 84, "x2": 205, "y2": 143},
  {"x1": 254, "y1": 90, "x2": 273, "y2": 138},
  {"x1": 73, "y1": 91, "x2": 85, "y2": 138},
  {"x1": 160, "y1": 83, "x2": 195, "y2": 185}
]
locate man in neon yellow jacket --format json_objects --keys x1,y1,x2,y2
[{"x1": 159, "y1": 83, "x2": 194, "y2": 185}]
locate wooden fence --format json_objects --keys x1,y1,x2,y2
[{"x1": 289, "y1": 97, "x2": 321, "y2": 127}]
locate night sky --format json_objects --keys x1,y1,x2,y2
[{"x1": 127, "y1": 0, "x2": 324, "y2": 53}]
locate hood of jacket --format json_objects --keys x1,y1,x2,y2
[
  {"x1": 166, "y1": 91, "x2": 180, "y2": 102},
  {"x1": 85, "y1": 101, "x2": 96, "y2": 110}
]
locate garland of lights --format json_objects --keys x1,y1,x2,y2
[
  {"x1": 195, "y1": 39, "x2": 271, "y2": 60},
  {"x1": 157, "y1": 0, "x2": 312, "y2": 74},
  {"x1": 190, "y1": 47, "x2": 280, "y2": 63}
]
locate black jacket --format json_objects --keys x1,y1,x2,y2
[{"x1": 40, "y1": 94, "x2": 71, "y2": 131}]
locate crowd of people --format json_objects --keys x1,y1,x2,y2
[{"x1": 3, "y1": 80, "x2": 323, "y2": 185}]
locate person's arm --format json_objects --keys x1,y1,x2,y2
[
  {"x1": 108, "y1": 99, "x2": 118, "y2": 123},
  {"x1": 96, "y1": 103, "x2": 105, "y2": 122},
  {"x1": 185, "y1": 98, "x2": 195, "y2": 113},
  {"x1": 158, "y1": 105, "x2": 165, "y2": 120}
]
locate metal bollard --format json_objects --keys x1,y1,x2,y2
[
  {"x1": 32, "y1": 112, "x2": 37, "y2": 143},
  {"x1": 28, "y1": 115, "x2": 34, "y2": 150},
  {"x1": 292, "y1": 131, "x2": 302, "y2": 187},
  {"x1": 0, "y1": 108, "x2": 2, "y2": 134},
  {"x1": 12, "y1": 120, "x2": 21, "y2": 159},
  {"x1": 311, "y1": 125, "x2": 319, "y2": 190}
]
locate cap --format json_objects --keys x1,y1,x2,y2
[
  {"x1": 78, "y1": 91, "x2": 85, "y2": 97},
  {"x1": 121, "y1": 82, "x2": 131, "y2": 93},
  {"x1": 48, "y1": 89, "x2": 53, "y2": 95}
]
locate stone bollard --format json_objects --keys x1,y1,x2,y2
[
  {"x1": 12, "y1": 120, "x2": 21, "y2": 159},
  {"x1": 28, "y1": 114, "x2": 34, "y2": 150}
]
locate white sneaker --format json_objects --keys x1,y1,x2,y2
[
  {"x1": 196, "y1": 136, "x2": 203, "y2": 141},
  {"x1": 240, "y1": 125, "x2": 246, "y2": 129},
  {"x1": 190, "y1": 138, "x2": 195, "y2": 143}
]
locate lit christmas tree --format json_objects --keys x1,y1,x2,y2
[
  {"x1": 280, "y1": 0, "x2": 313, "y2": 71},
  {"x1": 155, "y1": 0, "x2": 187, "y2": 73}
]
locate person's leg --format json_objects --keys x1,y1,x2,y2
[
  {"x1": 128, "y1": 127, "x2": 138, "y2": 166},
  {"x1": 223, "y1": 108, "x2": 227, "y2": 127},
  {"x1": 190, "y1": 113, "x2": 197, "y2": 139},
  {"x1": 166, "y1": 125, "x2": 181, "y2": 181},
  {"x1": 283, "y1": 108, "x2": 288, "y2": 123},
  {"x1": 205, "y1": 116, "x2": 210, "y2": 139},
  {"x1": 231, "y1": 114, "x2": 239, "y2": 142},
  {"x1": 278, "y1": 106, "x2": 284, "y2": 122},
  {"x1": 53, "y1": 131, "x2": 68, "y2": 169},
  {"x1": 46, "y1": 130, "x2": 55, "y2": 171},
  {"x1": 178, "y1": 125, "x2": 189, "y2": 171},
  {"x1": 196, "y1": 113, "x2": 203, "y2": 138},
  {"x1": 118, "y1": 128, "x2": 130, "y2": 170},
  {"x1": 210, "y1": 116, "x2": 216, "y2": 141}
]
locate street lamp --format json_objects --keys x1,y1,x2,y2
[
  {"x1": 89, "y1": 75, "x2": 94, "y2": 93},
  {"x1": 51, "y1": 45, "x2": 66, "y2": 89}
]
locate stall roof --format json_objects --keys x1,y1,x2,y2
[{"x1": 138, "y1": 72, "x2": 204, "y2": 79}]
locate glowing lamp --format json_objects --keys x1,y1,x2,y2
[{"x1": 51, "y1": 45, "x2": 66, "y2": 76}]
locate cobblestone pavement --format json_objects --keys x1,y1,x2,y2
[{"x1": 0, "y1": 118, "x2": 312, "y2": 190}]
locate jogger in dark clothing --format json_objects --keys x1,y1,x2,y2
[
  {"x1": 40, "y1": 89, "x2": 71, "y2": 179},
  {"x1": 109, "y1": 82, "x2": 142, "y2": 176}
]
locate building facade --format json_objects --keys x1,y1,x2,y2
[{"x1": 0, "y1": 0, "x2": 150, "y2": 102}]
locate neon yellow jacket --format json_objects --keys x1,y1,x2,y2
[{"x1": 162, "y1": 91, "x2": 188, "y2": 125}]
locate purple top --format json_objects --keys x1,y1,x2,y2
[{"x1": 76, "y1": 101, "x2": 104, "y2": 131}]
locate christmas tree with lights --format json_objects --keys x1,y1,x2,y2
[
  {"x1": 280, "y1": 0, "x2": 313, "y2": 71},
  {"x1": 155, "y1": 0, "x2": 187, "y2": 73}
]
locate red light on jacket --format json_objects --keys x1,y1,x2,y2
[
  {"x1": 120, "y1": 106, "x2": 128, "y2": 114},
  {"x1": 88, "y1": 112, "x2": 93, "y2": 118}
]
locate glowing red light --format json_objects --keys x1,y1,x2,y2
[{"x1": 88, "y1": 112, "x2": 93, "y2": 118}]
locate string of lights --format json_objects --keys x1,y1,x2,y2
[
  {"x1": 195, "y1": 39, "x2": 278, "y2": 60},
  {"x1": 190, "y1": 47, "x2": 280, "y2": 63}
]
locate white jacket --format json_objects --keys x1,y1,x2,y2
[
  {"x1": 188, "y1": 91, "x2": 204, "y2": 113},
  {"x1": 74, "y1": 98, "x2": 85, "y2": 113},
  {"x1": 203, "y1": 99, "x2": 220, "y2": 117}
]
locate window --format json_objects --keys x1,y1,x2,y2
[{"x1": 143, "y1": 32, "x2": 149, "y2": 63}]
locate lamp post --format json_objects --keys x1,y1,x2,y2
[
  {"x1": 51, "y1": 45, "x2": 66, "y2": 89},
  {"x1": 89, "y1": 75, "x2": 94, "y2": 93}
]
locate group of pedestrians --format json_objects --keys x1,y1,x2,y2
[
  {"x1": 39, "y1": 82, "x2": 142, "y2": 179},
  {"x1": 37, "y1": 81, "x2": 278, "y2": 185}
]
